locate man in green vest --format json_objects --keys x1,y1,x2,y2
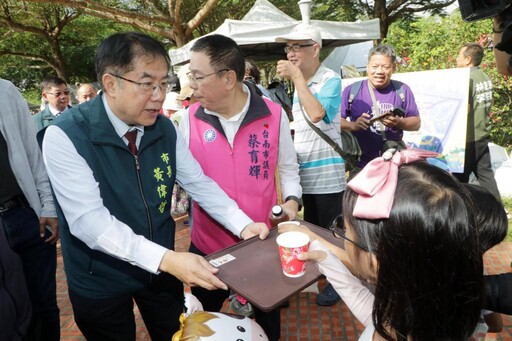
[
  {"x1": 42, "y1": 31, "x2": 268, "y2": 341},
  {"x1": 454, "y1": 43, "x2": 501, "y2": 200},
  {"x1": 32, "y1": 76, "x2": 71, "y2": 132}
]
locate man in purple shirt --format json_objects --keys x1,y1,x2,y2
[{"x1": 341, "y1": 44, "x2": 421, "y2": 171}]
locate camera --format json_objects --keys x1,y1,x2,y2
[
  {"x1": 392, "y1": 107, "x2": 406, "y2": 118},
  {"x1": 459, "y1": 0, "x2": 512, "y2": 64},
  {"x1": 458, "y1": 0, "x2": 511, "y2": 22}
]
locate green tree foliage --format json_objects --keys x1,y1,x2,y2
[
  {"x1": 0, "y1": 1, "x2": 81, "y2": 81},
  {"x1": 0, "y1": 2, "x2": 134, "y2": 94},
  {"x1": 385, "y1": 12, "x2": 512, "y2": 149},
  {"x1": 22, "y1": 0, "x2": 223, "y2": 46},
  {"x1": 314, "y1": 0, "x2": 360, "y2": 22},
  {"x1": 348, "y1": 0, "x2": 457, "y2": 39}
]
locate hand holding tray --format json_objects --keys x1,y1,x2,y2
[{"x1": 205, "y1": 221, "x2": 342, "y2": 312}]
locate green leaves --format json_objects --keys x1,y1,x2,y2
[{"x1": 385, "y1": 11, "x2": 512, "y2": 150}]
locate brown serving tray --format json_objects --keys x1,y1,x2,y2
[{"x1": 205, "y1": 221, "x2": 342, "y2": 312}]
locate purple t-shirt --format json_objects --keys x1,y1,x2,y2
[{"x1": 341, "y1": 79, "x2": 419, "y2": 167}]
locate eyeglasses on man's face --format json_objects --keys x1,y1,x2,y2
[
  {"x1": 284, "y1": 43, "x2": 315, "y2": 54},
  {"x1": 186, "y1": 69, "x2": 230, "y2": 84},
  {"x1": 329, "y1": 214, "x2": 369, "y2": 252},
  {"x1": 110, "y1": 74, "x2": 170, "y2": 96},
  {"x1": 46, "y1": 90, "x2": 70, "y2": 97}
]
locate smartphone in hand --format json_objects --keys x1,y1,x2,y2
[
  {"x1": 369, "y1": 112, "x2": 392, "y2": 123},
  {"x1": 369, "y1": 107, "x2": 406, "y2": 123}
]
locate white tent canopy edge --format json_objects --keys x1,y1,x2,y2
[{"x1": 169, "y1": 0, "x2": 380, "y2": 66}]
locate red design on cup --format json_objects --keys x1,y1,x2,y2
[{"x1": 276, "y1": 231, "x2": 310, "y2": 278}]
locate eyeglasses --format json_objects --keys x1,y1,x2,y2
[
  {"x1": 110, "y1": 74, "x2": 170, "y2": 96},
  {"x1": 284, "y1": 44, "x2": 315, "y2": 54},
  {"x1": 46, "y1": 90, "x2": 70, "y2": 97},
  {"x1": 329, "y1": 214, "x2": 369, "y2": 252},
  {"x1": 186, "y1": 69, "x2": 230, "y2": 84}
]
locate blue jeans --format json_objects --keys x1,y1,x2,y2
[{"x1": 0, "y1": 202, "x2": 60, "y2": 341}]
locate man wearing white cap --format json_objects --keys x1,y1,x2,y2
[{"x1": 276, "y1": 24, "x2": 345, "y2": 306}]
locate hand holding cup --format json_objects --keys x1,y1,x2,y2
[{"x1": 276, "y1": 222, "x2": 310, "y2": 277}]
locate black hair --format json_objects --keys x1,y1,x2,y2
[
  {"x1": 245, "y1": 59, "x2": 261, "y2": 84},
  {"x1": 344, "y1": 161, "x2": 483, "y2": 341},
  {"x1": 368, "y1": 44, "x2": 397, "y2": 63},
  {"x1": 95, "y1": 32, "x2": 170, "y2": 88},
  {"x1": 465, "y1": 184, "x2": 507, "y2": 252},
  {"x1": 463, "y1": 43, "x2": 484, "y2": 67},
  {"x1": 41, "y1": 76, "x2": 67, "y2": 92},
  {"x1": 190, "y1": 34, "x2": 245, "y2": 82}
]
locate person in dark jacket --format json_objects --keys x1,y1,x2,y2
[
  {"x1": 0, "y1": 221, "x2": 31, "y2": 341},
  {"x1": 485, "y1": 273, "x2": 512, "y2": 315},
  {"x1": 0, "y1": 78, "x2": 60, "y2": 341}
]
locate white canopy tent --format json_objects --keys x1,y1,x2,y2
[
  {"x1": 323, "y1": 41, "x2": 373, "y2": 75},
  {"x1": 169, "y1": 0, "x2": 380, "y2": 66}
]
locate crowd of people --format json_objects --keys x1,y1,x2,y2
[{"x1": 0, "y1": 15, "x2": 510, "y2": 341}]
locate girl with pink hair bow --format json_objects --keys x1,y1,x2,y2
[{"x1": 283, "y1": 149, "x2": 484, "y2": 340}]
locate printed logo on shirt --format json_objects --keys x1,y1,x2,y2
[
  {"x1": 370, "y1": 102, "x2": 396, "y2": 135},
  {"x1": 203, "y1": 129, "x2": 216, "y2": 143}
]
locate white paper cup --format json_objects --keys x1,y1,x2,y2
[
  {"x1": 276, "y1": 231, "x2": 310, "y2": 277},
  {"x1": 277, "y1": 221, "x2": 301, "y2": 228}
]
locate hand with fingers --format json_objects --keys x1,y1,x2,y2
[
  {"x1": 240, "y1": 222, "x2": 269, "y2": 240},
  {"x1": 297, "y1": 248, "x2": 327, "y2": 263},
  {"x1": 381, "y1": 114, "x2": 400, "y2": 128},
  {"x1": 276, "y1": 60, "x2": 302, "y2": 81},
  {"x1": 279, "y1": 201, "x2": 299, "y2": 221},
  {"x1": 159, "y1": 250, "x2": 228, "y2": 290},
  {"x1": 352, "y1": 113, "x2": 371, "y2": 131},
  {"x1": 40, "y1": 217, "x2": 60, "y2": 244}
]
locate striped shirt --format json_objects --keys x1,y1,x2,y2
[{"x1": 292, "y1": 64, "x2": 346, "y2": 194}]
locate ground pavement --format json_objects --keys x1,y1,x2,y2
[{"x1": 58, "y1": 215, "x2": 512, "y2": 340}]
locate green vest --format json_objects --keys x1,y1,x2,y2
[
  {"x1": 54, "y1": 96, "x2": 177, "y2": 298},
  {"x1": 468, "y1": 67, "x2": 492, "y2": 142}
]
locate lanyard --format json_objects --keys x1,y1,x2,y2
[{"x1": 367, "y1": 81, "x2": 387, "y2": 141}]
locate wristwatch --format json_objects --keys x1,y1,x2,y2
[{"x1": 285, "y1": 195, "x2": 303, "y2": 211}]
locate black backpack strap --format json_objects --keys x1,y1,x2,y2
[
  {"x1": 298, "y1": 99, "x2": 345, "y2": 158},
  {"x1": 347, "y1": 80, "x2": 363, "y2": 112},
  {"x1": 349, "y1": 79, "x2": 405, "y2": 106},
  {"x1": 390, "y1": 79, "x2": 405, "y2": 103}
]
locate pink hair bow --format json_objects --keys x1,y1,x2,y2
[{"x1": 347, "y1": 148, "x2": 439, "y2": 219}]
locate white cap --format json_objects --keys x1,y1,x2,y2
[
  {"x1": 162, "y1": 92, "x2": 182, "y2": 111},
  {"x1": 275, "y1": 24, "x2": 322, "y2": 48}
]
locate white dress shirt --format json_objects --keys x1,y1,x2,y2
[
  {"x1": 48, "y1": 105, "x2": 61, "y2": 117},
  {"x1": 42, "y1": 95, "x2": 253, "y2": 274}
]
